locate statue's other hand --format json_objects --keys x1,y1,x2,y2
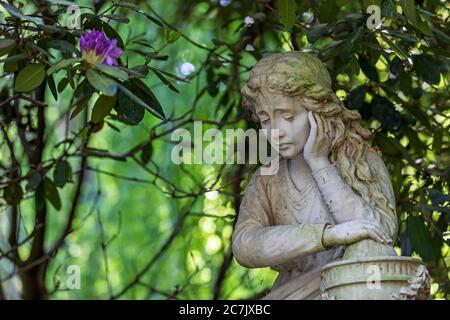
[{"x1": 323, "y1": 219, "x2": 392, "y2": 248}]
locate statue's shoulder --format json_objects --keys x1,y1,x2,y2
[
  {"x1": 365, "y1": 147, "x2": 394, "y2": 189},
  {"x1": 366, "y1": 147, "x2": 388, "y2": 170}
]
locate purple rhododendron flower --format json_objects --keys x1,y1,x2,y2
[{"x1": 80, "y1": 29, "x2": 123, "y2": 66}]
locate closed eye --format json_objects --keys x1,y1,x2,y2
[
  {"x1": 260, "y1": 118, "x2": 270, "y2": 125},
  {"x1": 282, "y1": 113, "x2": 295, "y2": 121}
]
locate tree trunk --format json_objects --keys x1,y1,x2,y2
[
  {"x1": 20, "y1": 83, "x2": 48, "y2": 300},
  {"x1": 20, "y1": 264, "x2": 48, "y2": 300}
]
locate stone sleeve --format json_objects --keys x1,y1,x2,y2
[
  {"x1": 311, "y1": 153, "x2": 397, "y2": 239},
  {"x1": 232, "y1": 169, "x2": 330, "y2": 268}
]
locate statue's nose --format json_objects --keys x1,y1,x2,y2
[{"x1": 271, "y1": 120, "x2": 285, "y2": 137}]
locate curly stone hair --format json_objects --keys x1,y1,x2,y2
[{"x1": 241, "y1": 51, "x2": 397, "y2": 238}]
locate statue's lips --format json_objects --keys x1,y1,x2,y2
[{"x1": 278, "y1": 143, "x2": 292, "y2": 150}]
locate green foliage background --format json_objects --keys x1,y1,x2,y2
[{"x1": 0, "y1": 0, "x2": 449, "y2": 299}]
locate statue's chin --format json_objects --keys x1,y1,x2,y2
[
  {"x1": 279, "y1": 149, "x2": 297, "y2": 159},
  {"x1": 280, "y1": 153, "x2": 295, "y2": 159}
]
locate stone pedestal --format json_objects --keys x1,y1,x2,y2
[{"x1": 320, "y1": 240, "x2": 430, "y2": 300}]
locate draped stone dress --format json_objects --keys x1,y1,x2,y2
[{"x1": 231, "y1": 152, "x2": 396, "y2": 300}]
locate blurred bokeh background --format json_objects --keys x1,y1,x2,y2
[{"x1": 0, "y1": 0, "x2": 449, "y2": 299}]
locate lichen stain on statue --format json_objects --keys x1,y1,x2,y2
[{"x1": 232, "y1": 51, "x2": 430, "y2": 300}]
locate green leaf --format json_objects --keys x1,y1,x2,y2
[
  {"x1": 0, "y1": 1, "x2": 41, "y2": 24},
  {"x1": 47, "y1": 57, "x2": 81, "y2": 75},
  {"x1": 277, "y1": 0, "x2": 297, "y2": 29},
  {"x1": 101, "y1": 21, "x2": 125, "y2": 49},
  {"x1": 150, "y1": 68, "x2": 179, "y2": 93},
  {"x1": 381, "y1": 35, "x2": 409, "y2": 61},
  {"x1": 404, "y1": 101, "x2": 432, "y2": 130},
  {"x1": 386, "y1": 31, "x2": 417, "y2": 43},
  {"x1": 307, "y1": 23, "x2": 328, "y2": 44},
  {"x1": 167, "y1": 31, "x2": 182, "y2": 44},
  {"x1": 339, "y1": 26, "x2": 364, "y2": 65},
  {"x1": 0, "y1": 52, "x2": 27, "y2": 64},
  {"x1": 132, "y1": 40, "x2": 156, "y2": 50},
  {"x1": 67, "y1": 69, "x2": 76, "y2": 89},
  {"x1": 35, "y1": 183, "x2": 45, "y2": 211},
  {"x1": 342, "y1": 55, "x2": 360, "y2": 77},
  {"x1": 432, "y1": 28, "x2": 450, "y2": 46},
  {"x1": 26, "y1": 171, "x2": 42, "y2": 192},
  {"x1": 94, "y1": 64, "x2": 129, "y2": 81},
  {"x1": 3, "y1": 57, "x2": 19, "y2": 72},
  {"x1": 389, "y1": 56, "x2": 403, "y2": 76},
  {"x1": 91, "y1": 94, "x2": 116, "y2": 123},
  {"x1": 134, "y1": 79, "x2": 165, "y2": 118},
  {"x1": 3, "y1": 183, "x2": 23, "y2": 205},
  {"x1": 74, "y1": 79, "x2": 95, "y2": 97},
  {"x1": 346, "y1": 86, "x2": 365, "y2": 110},
  {"x1": 363, "y1": 33, "x2": 381, "y2": 63},
  {"x1": 414, "y1": 18, "x2": 432, "y2": 36},
  {"x1": 382, "y1": 0, "x2": 395, "y2": 18},
  {"x1": 116, "y1": 88, "x2": 145, "y2": 125},
  {"x1": 0, "y1": 42, "x2": 15, "y2": 57},
  {"x1": 427, "y1": 189, "x2": 450, "y2": 206},
  {"x1": 15, "y1": 63, "x2": 46, "y2": 93},
  {"x1": 83, "y1": 15, "x2": 102, "y2": 30},
  {"x1": 359, "y1": 55, "x2": 379, "y2": 82},
  {"x1": 117, "y1": 2, "x2": 163, "y2": 27},
  {"x1": 47, "y1": 75, "x2": 58, "y2": 100},
  {"x1": 67, "y1": 163, "x2": 73, "y2": 182},
  {"x1": 126, "y1": 65, "x2": 149, "y2": 78},
  {"x1": 70, "y1": 94, "x2": 92, "y2": 120},
  {"x1": 404, "y1": 128, "x2": 426, "y2": 156},
  {"x1": 46, "y1": 40, "x2": 81, "y2": 57},
  {"x1": 400, "y1": 0, "x2": 417, "y2": 24},
  {"x1": 46, "y1": 0, "x2": 92, "y2": 9},
  {"x1": 318, "y1": 0, "x2": 339, "y2": 23},
  {"x1": 58, "y1": 78, "x2": 69, "y2": 92},
  {"x1": 148, "y1": 66, "x2": 188, "y2": 82},
  {"x1": 412, "y1": 55, "x2": 441, "y2": 85},
  {"x1": 0, "y1": 38, "x2": 15, "y2": 50},
  {"x1": 408, "y1": 216, "x2": 440, "y2": 263},
  {"x1": 86, "y1": 69, "x2": 118, "y2": 96},
  {"x1": 116, "y1": 82, "x2": 146, "y2": 125},
  {"x1": 432, "y1": 131, "x2": 442, "y2": 154},
  {"x1": 103, "y1": 14, "x2": 130, "y2": 24},
  {"x1": 374, "y1": 135, "x2": 401, "y2": 156},
  {"x1": 118, "y1": 80, "x2": 165, "y2": 120},
  {"x1": 141, "y1": 142, "x2": 153, "y2": 165},
  {"x1": 30, "y1": 43, "x2": 54, "y2": 60},
  {"x1": 145, "y1": 53, "x2": 169, "y2": 62},
  {"x1": 53, "y1": 160, "x2": 70, "y2": 188},
  {"x1": 43, "y1": 177, "x2": 61, "y2": 211},
  {"x1": 364, "y1": 0, "x2": 381, "y2": 7}
]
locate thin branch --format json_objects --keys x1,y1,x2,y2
[
  {"x1": 96, "y1": 209, "x2": 113, "y2": 299},
  {"x1": 46, "y1": 133, "x2": 91, "y2": 260},
  {"x1": 0, "y1": 223, "x2": 42, "y2": 262}
]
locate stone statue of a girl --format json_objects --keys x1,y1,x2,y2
[{"x1": 232, "y1": 51, "x2": 399, "y2": 300}]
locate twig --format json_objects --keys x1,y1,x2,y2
[{"x1": 96, "y1": 209, "x2": 113, "y2": 299}]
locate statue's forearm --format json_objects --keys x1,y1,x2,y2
[
  {"x1": 311, "y1": 164, "x2": 376, "y2": 224},
  {"x1": 232, "y1": 222, "x2": 330, "y2": 268}
]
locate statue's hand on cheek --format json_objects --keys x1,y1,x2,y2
[{"x1": 303, "y1": 111, "x2": 332, "y2": 171}]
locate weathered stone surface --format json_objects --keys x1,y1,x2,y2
[{"x1": 232, "y1": 51, "x2": 429, "y2": 300}]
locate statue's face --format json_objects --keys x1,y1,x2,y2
[{"x1": 254, "y1": 91, "x2": 311, "y2": 159}]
